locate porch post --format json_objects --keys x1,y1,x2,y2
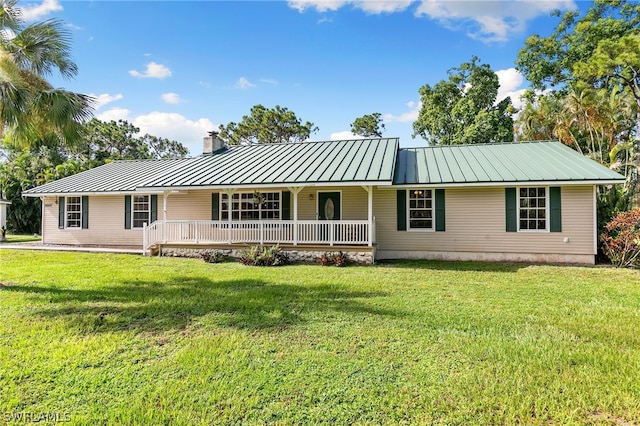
[
  {"x1": 162, "y1": 191, "x2": 169, "y2": 244},
  {"x1": 363, "y1": 185, "x2": 373, "y2": 247},
  {"x1": 223, "y1": 189, "x2": 236, "y2": 244},
  {"x1": 288, "y1": 187, "x2": 303, "y2": 245}
]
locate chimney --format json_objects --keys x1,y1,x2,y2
[{"x1": 203, "y1": 131, "x2": 225, "y2": 155}]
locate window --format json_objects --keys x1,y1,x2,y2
[
  {"x1": 408, "y1": 189, "x2": 433, "y2": 230},
  {"x1": 132, "y1": 195, "x2": 150, "y2": 228},
  {"x1": 65, "y1": 196, "x2": 81, "y2": 228},
  {"x1": 518, "y1": 187, "x2": 547, "y2": 231},
  {"x1": 221, "y1": 192, "x2": 281, "y2": 220}
]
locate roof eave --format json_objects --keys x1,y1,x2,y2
[{"x1": 389, "y1": 179, "x2": 626, "y2": 188}]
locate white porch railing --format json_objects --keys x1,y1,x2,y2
[{"x1": 143, "y1": 219, "x2": 374, "y2": 255}]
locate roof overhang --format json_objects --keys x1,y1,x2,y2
[
  {"x1": 387, "y1": 179, "x2": 626, "y2": 189},
  {"x1": 135, "y1": 181, "x2": 395, "y2": 192}
]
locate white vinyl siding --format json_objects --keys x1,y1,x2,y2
[{"x1": 374, "y1": 185, "x2": 596, "y2": 257}]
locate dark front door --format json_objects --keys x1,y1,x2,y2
[{"x1": 318, "y1": 192, "x2": 340, "y2": 220}]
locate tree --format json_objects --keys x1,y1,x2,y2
[
  {"x1": 516, "y1": 0, "x2": 640, "y2": 213},
  {"x1": 516, "y1": 0, "x2": 640, "y2": 91},
  {"x1": 0, "y1": 119, "x2": 189, "y2": 233},
  {"x1": 79, "y1": 119, "x2": 188, "y2": 162},
  {"x1": 351, "y1": 113, "x2": 385, "y2": 137},
  {"x1": 412, "y1": 57, "x2": 516, "y2": 145},
  {"x1": 219, "y1": 104, "x2": 318, "y2": 145},
  {"x1": 0, "y1": 0, "x2": 94, "y2": 151}
]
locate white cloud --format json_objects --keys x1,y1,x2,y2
[
  {"x1": 94, "y1": 109, "x2": 217, "y2": 156},
  {"x1": 330, "y1": 131, "x2": 366, "y2": 140},
  {"x1": 133, "y1": 112, "x2": 217, "y2": 156},
  {"x1": 19, "y1": 0, "x2": 62, "y2": 21},
  {"x1": 289, "y1": 0, "x2": 413, "y2": 13},
  {"x1": 129, "y1": 62, "x2": 172, "y2": 79},
  {"x1": 96, "y1": 107, "x2": 131, "y2": 123},
  {"x1": 495, "y1": 67, "x2": 527, "y2": 110},
  {"x1": 289, "y1": 0, "x2": 576, "y2": 41},
  {"x1": 384, "y1": 100, "x2": 421, "y2": 123},
  {"x1": 259, "y1": 78, "x2": 279, "y2": 85},
  {"x1": 288, "y1": 0, "x2": 349, "y2": 13},
  {"x1": 89, "y1": 93, "x2": 124, "y2": 110},
  {"x1": 414, "y1": 0, "x2": 577, "y2": 42},
  {"x1": 161, "y1": 92, "x2": 183, "y2": 104},
  {"x1": 235, "y1": 77, "x2": 256, "y2": 90}
]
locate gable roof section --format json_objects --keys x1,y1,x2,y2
[
  {"x1": 23, "y1": 158, "x2": 190, "y2": 196},
  {"x1": 394, "y1": 141, "x2": 625, "y2": 186},
  {"x1": 138, "y1": 138, "x2": 399, "y2": 189}
]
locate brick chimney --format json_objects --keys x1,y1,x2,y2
[{"x1": 203, "y1": 131, "x2": 226, "y2": 155}]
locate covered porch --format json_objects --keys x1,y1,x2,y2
[{"x1": 142, "y1": 185, "x2": 377, "y2": 256}]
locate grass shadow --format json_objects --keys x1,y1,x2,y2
[
  {"x1": 5, "y1": 276, "x2": 399, "y2": 334},
  {"x1": 376, "y1": 259, "x2": 527, "y2": 273}
]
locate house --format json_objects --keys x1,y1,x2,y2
[
  {"x1": 23, "y1": 136, "x2": 625, "y2": 264},
  {"x1": 0, "y1": 198, "x2": 10, "y2": 240}
]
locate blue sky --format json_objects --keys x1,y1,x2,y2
[{"x1": 23, "y1": 0, "x2": 583, "y2": 155}]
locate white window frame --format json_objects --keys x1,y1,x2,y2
[
  {"x1": 407, "y1": 188, "x2": 434, "y2": 232},
  {"x1": 517, "y1": 186, "x2": 549, "y2": 232},
  {"x1": 132, "y1": 195, "x2": 150, "y2": 229},
  {"x1": 65, "y1": 196, "x2": 82, "y2": 229},
  {"x1": 220, "y1": 191, "x2": 282, "y2": 221}
]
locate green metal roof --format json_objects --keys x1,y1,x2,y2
[
  {"x1": 23, "y1": 139, "x2": 624, "y2": 196},
  {"x1": 139, "y1": 138, "x2": 399, "y2": 189},
  {"x1": 393, "y1": 141, "x2": 625, "y2": 186},
  {"x1": 22, "y1": 158, "x2": 190, "y2": 196}
]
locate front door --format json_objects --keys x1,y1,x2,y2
[{"x1": 318, "y1": 192, "x2": 340, "y2": 220}]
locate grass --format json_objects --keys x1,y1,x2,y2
[
  {"x1": 0, "y1": 250, "x2": 639, "y2": 425},
  {"x1": 1, "y1": 233, "x2": 41, "y2": 243}
]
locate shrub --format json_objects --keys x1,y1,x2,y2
[
  {"x1": 319, "y1": 251, "x2": 349, "y2": 267},
  {"x1": 200, "y1": 249, "x2": 225, "y2": 264},
  {"x1": 239, "y1": 244, "x2": 288, "y2": 266},
  {"x1": 600, "y1": 208, "x2": 640, "y2": 268}
]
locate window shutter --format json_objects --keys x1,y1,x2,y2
[
  {"x1": 505, "y1": 188, "x2": 517, "y2": 232},
  {"x1": 58, "y1": 197, "x2": 64, "y2": 229},
  {"x1": 81, "y1": 196, "x2": 89, "y2": 229},
  {"x1": 282, "y1": 191, "x2": 291, "y2": 220},
  {"x1": 435, "y1": 189, "x2": 445, "y2": 232},
  {"x1": 150, "y1": 195, "x2": 158, "y2": 223},
  {"x1": 396, "y1": 190, "x2": 406, "y2": 231},
  {"x1": 549, "y1": 187, "x2": 562, "y2": 232},
  {"x1": 211, "y1": 193, "x2": 220, "y2": 220},
  {"x1": 124, "y1": 195, "x2": 132, "y2": 229}
]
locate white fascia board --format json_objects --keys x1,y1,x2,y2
[
  {"x1": 135, "y1": 181, "x2": 394, "y2": 192},
  {"x1": 383, "y1": 179, "x2": 626, "y2": 189},
  {"x1": 22, "y1": 190, "x2": 167, "y2": 198}
]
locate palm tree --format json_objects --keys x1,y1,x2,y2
[{"x1": 0, "y1": 0, "x2": 93, "y2": 151}]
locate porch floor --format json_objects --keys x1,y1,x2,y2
[{"x1": 153, "y1": 241, "x2": 375, "y2": 255}]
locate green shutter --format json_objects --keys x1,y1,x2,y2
[
  {"x1": 396, "y1": 190, "x2": 406, "y2": 231},
  {"x1": 435, "y1": 189, "x2": 445, "y2": 232},
  {"x1": 211, "y1": 193, "x2": 220, "y2": 220},
  {"x1": 150, "y1": 195, "x2": 158, "y2": 223},
  {"x1": 81, "y1": 196, "x2": 89, "y2": 229},
  {"x1": 58, "y1": 197, "x2": 64, "y2": 229},
  {"x1": 124, "y1": 195, "x2": 132, "y2": 229},
  {"x1": 282, "y1": 191, "x2": 291, "y2": 220},
  {"x1": 549, "y1": 187, "x2": 562, "y2": 232},
  {"x1": 505, "y1": 188, "x2": 517, "y2": 232}
]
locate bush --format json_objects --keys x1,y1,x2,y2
[
  {"x1": 319, "y1": 251, "x2": 349, "y2": 267},
  {"x1": 200, "y1": 249, "x2": 225, "y2": 263},
  {"x1": 239, "y1": 244, "x2": 288, "y2": 266},
  {"x1": 600, "y1": 208, "x2": 640, "y2": 268}
]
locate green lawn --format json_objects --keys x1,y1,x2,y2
[
  {"x1": 1, "y1": 233, "x2": 41, "y2": 243},
  {"x1": 1, "y1": 250, "x2": 639, "y2": 425}
]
